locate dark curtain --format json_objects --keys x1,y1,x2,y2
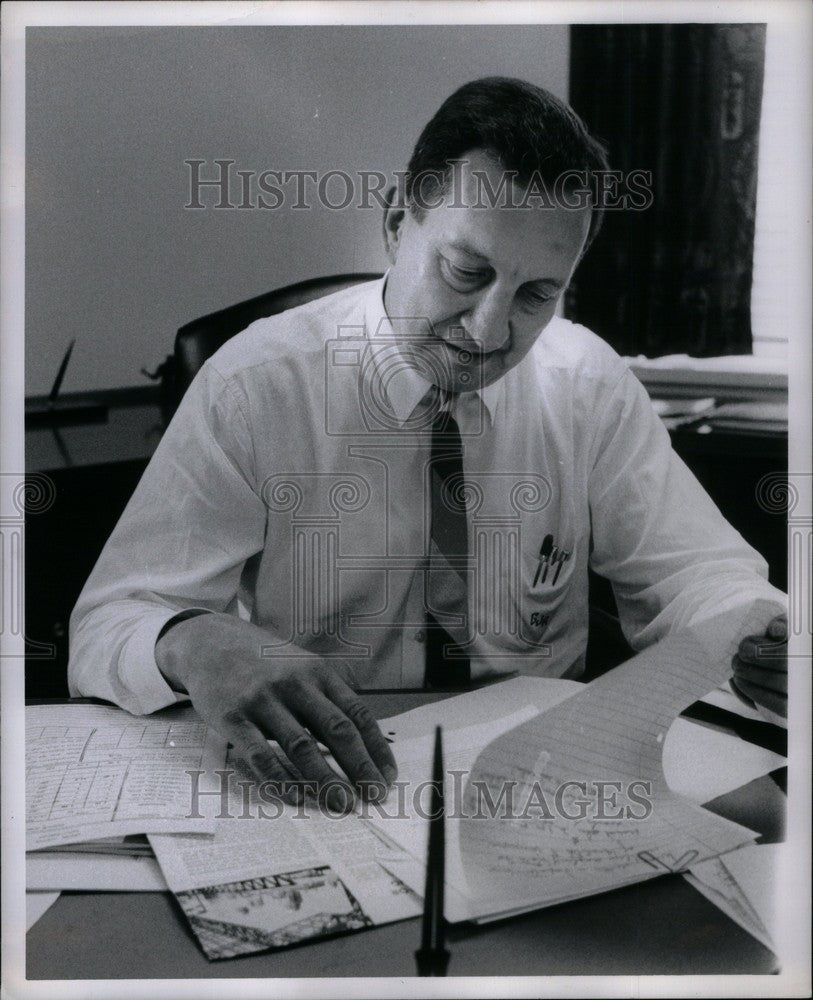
[{"x1": 566, "y1": 24, "x2": 766, "y2": 357}]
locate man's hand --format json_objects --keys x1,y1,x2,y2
[
  {"x1": 731, "y1": 614, "x2": 788, "y2": 719},
  {"x1": 155, "y1": 612, "x2": 397, "y2": 811}
]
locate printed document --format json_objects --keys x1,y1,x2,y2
[
  {"x1": 148, "y1": 751, "x2": 422, "y2": 960},
  {"x1": 26, "y1": 703, "x2": 226, "y2": 850}
]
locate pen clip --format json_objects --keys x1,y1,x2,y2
[{"x1": 552, "y1": 549, "x2": 570, "y2": 585}]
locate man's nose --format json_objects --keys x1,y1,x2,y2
[{"x1": 461, "y1": 287, "x2": 512, "y2": 353}]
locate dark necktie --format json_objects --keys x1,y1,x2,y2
[{"x1": 424, "y1": 406, "x2": 471, "y2": 688}]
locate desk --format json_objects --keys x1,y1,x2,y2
[{"x1": 26, "y1": 691, "x2": 785, "y2": 979}]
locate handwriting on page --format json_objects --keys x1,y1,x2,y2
[
  {"x1": 458, "y1": 600, "x2": 777, "y2": 908},
  {"x1": 26, "y1": 704, "x2": 226, "y2": 850}
]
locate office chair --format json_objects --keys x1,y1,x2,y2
[
  {"x1": 167, "y1": 269, "x2": 631, "y2": 675},
  {"x1": 169, "y1": 272, "x2": 383, "y2": 415}
]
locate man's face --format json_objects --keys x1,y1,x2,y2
[{"x1": 383, "y1": 150, "x2": 591, "y2": 393}]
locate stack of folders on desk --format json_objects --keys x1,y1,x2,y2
[
  {"x1": 650, "y1": 395, "x2": 717, "y2": 430},
  {"x1": 650, "y1": 396, "x2": 789, "y2": 435},
  {"x1": 704, "y1": 400, "x2": 788, "y2": 434},
  {"x1": 26, "y1": 599, "x2": 785, "y2": 958}
]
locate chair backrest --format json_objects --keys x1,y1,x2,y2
[{"x1": 173, "y1": 272, "x2": 383, "y2": 408}]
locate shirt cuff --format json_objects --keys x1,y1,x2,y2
[{"x1": 117, "y1": 608, "x2": 211, "y2": 714}]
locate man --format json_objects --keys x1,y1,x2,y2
[{"x1": 69, "y1": 78, "x2": 787, "y2": 811}]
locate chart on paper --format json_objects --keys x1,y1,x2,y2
[{"x1": 26, "y1": 704, "x2": 226, "y2": 850}]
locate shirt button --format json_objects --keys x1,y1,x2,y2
[{"x1": 414, "y1": 630, "x2": 425, "y2": 643}]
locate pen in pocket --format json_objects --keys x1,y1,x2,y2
[{"x1": 533, "y1": 534, "x2": 554, "y2": 587}]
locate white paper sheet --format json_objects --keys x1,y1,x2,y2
[
  {"x1": 380, "y1": 676, "x2": 785, "y2": 807},
  {"x1": 685, "y1": 858, "x2": 771, "y2": 951},
  {"x1": 663, "y1": 717, "x2": 785, "y2": 804},
  {"x1": 26, "y1": 703, "x2": 227, "y2": 850},
  {"x1": 364, "y1": 707, "x2": 540, "y2": 921},
  {"x1": 721, "y1": 842, "x2": 785, "y2": 942},
  {"x1": 368, "y1": 714, "x2": 784, "y2": 921},
  {"x1": 26, "y1": 891, "x2": 60, "y2": 931},
  {"x1": 687, "y1": 843, "x2": 786, "y2": 955},
  {"x1": 26, "y1": 852, "x2": 168, "y2": 891}
]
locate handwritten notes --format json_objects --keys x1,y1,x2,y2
[{"x1": 456, "y1": 600, "x2": 777, "y2": 915}]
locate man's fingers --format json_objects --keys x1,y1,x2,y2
[
  {"x1": 262, "y1": 704, "x2": 357, "y2": 813},
  {"x1": 319, "y1": 672, "x2": 398, "y2": 785},
  {"x1": 731, "y1": 676, "x2": 787, "y2": 718},
  {"x1": 297, "y1": 690, "x2": 392, "y2": 799},
  {"x1": 768, "y1": 616, "x2": 788, "y2": 641},
  {"x1": 219, "y1": 714, "x2": 301, "y2": 805},
  {"x1": 737, "y1": 633, "x2": 787, "y2": 664},
  {"x1": 738, "y1": 615, "x2": 788, "y2": 661},
  {"x1": 733, "y1": 657, "x2": 788, "y2": 695}
]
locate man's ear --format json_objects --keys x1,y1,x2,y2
[{"x1": 382, "y1": 185, "x2": 407, "y2": 264}]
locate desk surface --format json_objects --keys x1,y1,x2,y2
[{"x1": 25, "y1": 691, "x2": 784, "y2": 979}]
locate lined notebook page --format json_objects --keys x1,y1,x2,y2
[{"x1": 458, "y1": 600, "x2": 778, "y2": 911}]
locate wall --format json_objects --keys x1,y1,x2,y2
[{"x1": 26, "y1": 25, "x2": 569, "y2": 395}]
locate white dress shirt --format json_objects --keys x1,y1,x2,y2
[{"x1": 69, "y1": 277, "x2": 785, "y2": 714}]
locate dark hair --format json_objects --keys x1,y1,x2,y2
[{"x1": 406, "y1": 76, "x2": 610, "y2": 250}]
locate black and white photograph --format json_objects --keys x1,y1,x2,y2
[{"x1": 1, "y1": 1, "x2": 810, "y2": 997}]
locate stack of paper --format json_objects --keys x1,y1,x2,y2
[
  {"x1": 34, "y1": 834, "x2": 153, "y2": 856},
  {"x1": 147, "y1": 750, "x2": 422, "y2": 960},
  {"x1": 27, "y1": 600, "x2": 784, "y2": 955},
  {"x1": 650, "y1": 396, "x2": 717, "y2": 430},
  {"x1": 28, "y1": 832, "x2": 162, "y2": 897},
  {"x1": 26, "y1": 703, "x2": 226, "y2": 852},
  {"x1": 25, "y1": 702, "x2": 422, "y2": 956},
  {"x1": 27, "y1": 851, "x2": 168, "y2": 893},
  {"x1": 362, "y1": 600, "x2": 785, "y2": 928},
  {"x1": 706, "y1": 400, "x2": 788, "y2": 433}
]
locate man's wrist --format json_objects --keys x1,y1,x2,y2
[{"x1": 155, "y1": 610, "x2": 212, "y2": 693}]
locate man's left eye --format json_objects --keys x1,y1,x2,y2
[
  {"x1": 519, "y1": 287, "x2": 556, "y2": 310},
  {"x1": 440, "y1": 259, "x2": 487, "y2": 289}
]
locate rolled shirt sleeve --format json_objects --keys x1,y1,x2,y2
[
  {"x1": 68, "y1": 362, "x2": 267, "y2": 715},
  {"x1": 587, "y1": 368, "x2": 787, "y2": 651}
]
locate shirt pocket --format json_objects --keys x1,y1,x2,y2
[{"x1": 515, "y1": 535, "x2": 575, "y2": 646}]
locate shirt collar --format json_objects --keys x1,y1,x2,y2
[{"x1": 363, "y1": 273, "x2": 503, "y2": 427}]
